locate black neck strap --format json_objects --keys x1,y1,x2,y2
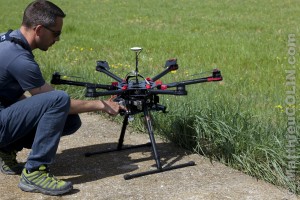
[{"x1": 0, "y1": 30, "x2": 32, "y2": 52}]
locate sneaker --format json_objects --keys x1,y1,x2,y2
[
  {"x1": 18, "y1": 165, "x2": 73, "y2": 196},
  {"x1": 0, "y1": 150, "x2": 24, "y2": 175}
]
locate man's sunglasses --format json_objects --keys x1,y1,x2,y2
[{"x1": 43, "y1": 26, "x2": 61, "y2": 38}]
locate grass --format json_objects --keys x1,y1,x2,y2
[{"x1": 1, "y1": 0, "x2": 299, "y2": 194}]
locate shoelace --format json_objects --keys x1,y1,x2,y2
[{"x1": 39, "y1": 168, "x2": 61, "y2": 183}]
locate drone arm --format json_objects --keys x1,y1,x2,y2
[
  {"x1": 149, "y1": 76, "x2": 222, "y2": 96},
  {"x1": 85, "y1": 89, "x2": 125, "y2": 97},
  {"x1": 151, "y1": 59, "x2": 179, "y2": 81},
  {"x1": 51, "y1": 78, "x2": 89, "y2": 87},
  {"x1": 165, "y1": 77, "x2": 212, "y2": 88},
  {"x1": 151, "y1": 68, "x2": 172, "y2": 82},
  {"x1": 96, "y1": 67, "x2": 124, "y2": 83},
  {"x1": 51, "y1": 72, "x2": 115, "y2": 90},
  {"x1": 149, "y1": 89, "x2": 187, "y2": 95},
  {"x1": 165, "y1": 69, "x2": 222, "y2": 88},
  {"x1": 96, "y1": 63, "x2": 124, "y2": 82}
]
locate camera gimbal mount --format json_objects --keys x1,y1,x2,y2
[{"x1": 51, "y1": 47, "x2": 223, "y2": 179}]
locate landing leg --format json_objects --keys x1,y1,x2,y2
[
  {"x1": 85, "y1": 108, "x2": 195, "y2": 180},
  {"x1": 85, "y1": 115, "x2": 151, "y2": 157},
  {"x1": 123, "y1": 107, "x2": 195, "y2": 180}
]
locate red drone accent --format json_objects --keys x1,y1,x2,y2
[
  {"x1": 112, "y1": 82, "x2": 118, "y2": 86},
  {"x1": 161, "y1": 85, "x2": 168, "y2": 90}
]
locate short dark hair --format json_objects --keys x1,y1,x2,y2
[{"x1": 22, "y1": 0, "x2": 66, "y2": 28}]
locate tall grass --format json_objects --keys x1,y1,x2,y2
[
  {"x1": 154, "y1": 94, "x2": 294, "y2": 191},
  {"x1": 1, "y1": 0, "x2": 299, "y2": 194}
]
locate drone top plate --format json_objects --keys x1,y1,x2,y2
[{"x1": 131, "y1": 47, "x2": 142, "y2": 52}]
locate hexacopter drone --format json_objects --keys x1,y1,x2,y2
[{"x1": 51, "y1": 47, "x2": 222, "y2": 179}]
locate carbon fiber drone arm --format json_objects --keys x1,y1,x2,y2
[
  {"x1": 96, "y1": 60, "x2": 123, "y2": 82},
  {"x1": 163, "y1": 69, "x2": 222, "y2": 88},
  {"x1": 50, "y1": 72, "x2": 116, "y2": 90},
  {"x1": 151, "y1": 58, "x2": 179, "y2": 81}
]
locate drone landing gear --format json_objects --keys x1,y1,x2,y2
[{"x1": 84, "y1": 107, "x2": 196, "y2": 180}]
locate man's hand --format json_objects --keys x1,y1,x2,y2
[{"x1": 100, "y1": 96, "x2": 127, "y2": 116}]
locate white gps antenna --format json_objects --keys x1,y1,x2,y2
[{"x1": 130, "y1": 47, "x2": 142, "y2": 53}]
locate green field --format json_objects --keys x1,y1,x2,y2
[{"x1": 1, "y1": 0, "x2": 299, "y2": 194}]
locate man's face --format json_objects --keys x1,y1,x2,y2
[{"x1": 37, "y1": 17, "x2": 63, "y2": 51}]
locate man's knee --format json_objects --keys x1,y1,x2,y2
[
  {"x1": 52, "y1": 90, "x2": 70, "y2": 102},
  {"x1": 49, "y1": 90, "x2": 70, "y2": 111}
]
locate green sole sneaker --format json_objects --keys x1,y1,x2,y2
[
  {"x1": 18, "y1": 165, "x2": 73, "y2": 196},
  {"x1": 0, "y1": 163, "x2": 24, "y2": 175},
  {"x1": 0, "y1": 150, "x2": 24, "y2": 175}
]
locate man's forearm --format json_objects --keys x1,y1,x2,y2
[
  {"x1": 69, "y1": 98, "x2": 122, "y2": 116},
  {"x1": 69, "y1": 99, "x2": 103, "y2": 114}
]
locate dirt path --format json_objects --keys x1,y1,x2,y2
[{"x1": 0, "y1": 113, "x2": 299, "y2": 200}]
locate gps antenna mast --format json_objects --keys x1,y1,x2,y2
[{"x1": 131, "y1": 47, "x2": 142, "y2": 83}]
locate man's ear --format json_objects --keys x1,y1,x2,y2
[{"x1": 34, "y1": 25, "x2": 44, "y2": 36}]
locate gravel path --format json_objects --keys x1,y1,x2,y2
[{"x1": 0, "y1": 113, "x2": 299, "y2": 200}]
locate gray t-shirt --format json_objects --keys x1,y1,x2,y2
[{"x1": 0, "y1": 29, "x2": 45, "y2": 104}]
